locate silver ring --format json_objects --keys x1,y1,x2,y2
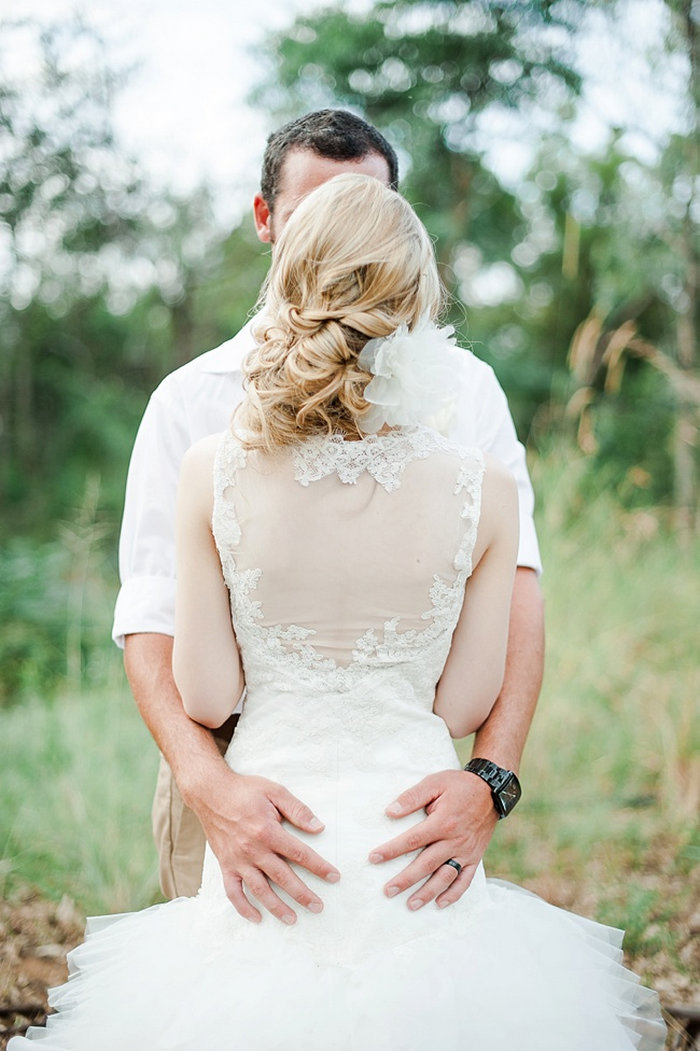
[{"x1": 442, "y1": 858, "x2": 462, "y2": 876}]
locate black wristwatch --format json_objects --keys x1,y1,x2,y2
[{"x1": 464, "y1": 758, "x2": 522, "y2": 819}]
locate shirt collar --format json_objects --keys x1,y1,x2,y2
[{"x1": 201, "y1": 318, "x2": 257, "y2": 375}]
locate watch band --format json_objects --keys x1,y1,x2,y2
[{"x1": 463, "y1": 758, "x2": 522, "y2": 819}]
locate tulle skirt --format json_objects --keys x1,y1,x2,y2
[{"x1": 10, "y1": 865, "x2": 666, "y2": 1050}]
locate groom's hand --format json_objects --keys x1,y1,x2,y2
[
  {"x1": 197, "y1": 768, "x2": 340, "y2": 924},
  {"x1": 368, "y1": 769, "x2": 497, "y2": 910}
]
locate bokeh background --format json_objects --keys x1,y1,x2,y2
[{"x1": 0, "y1": 0, "x2": 698, "y2": 1044}]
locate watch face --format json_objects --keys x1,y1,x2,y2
[{"x1": 497, "y1": 774, "x2": 522, "y2": 815}]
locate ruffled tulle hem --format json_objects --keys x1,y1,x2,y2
[{"x1": 9, "y1": 879, "x2": 666, "y2": 1051}]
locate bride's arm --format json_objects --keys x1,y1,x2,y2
[
  {"x1": 368, "y1": 457, "x2": 524, "y2": 909},
  {"x1": 171, "y1": 437, "x2": 340, "y2": 922},
  {"x1": 433, "y1": 456, "x2": 519, "y2": 738},
  {"x1": 172, "y1": 436, "x2": 244, "y2": 727}
]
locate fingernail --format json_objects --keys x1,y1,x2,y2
[
  {"x1": 386, "y1": 885, "x2": 400, "y2": 898},
  {"x1": 308, "y1": 901, "x2": 323, "y2": 914},
  {"x1": 437, "y1": 899, "x2": 450, "y2": 909},
  {"x1": 369, "y1": 852, "x2": 383, "y2": 864},
  {"x1": 386, "y1": 802, "x2": 402, "y2": 816},
  {"x1": 326, "y1": 871, "x2": 340, "y2": 884},
  {"x1": 308, "y1": 817, "x2": 324, "y2": 831},
  {"x1": 408, "y1": 899, "x2": 424, "y2": 911},
  {"x1": 282, "y1": 914, "x2": 296, "y2": 925}
]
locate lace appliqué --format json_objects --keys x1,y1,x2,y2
[
  {"x1": 211, "y1": 433, "x2": 246, "y2": 567},
  {"x1": 454, "y1": 456, "x2": 483, "y2": 575},
  {"x1": 293, "y1": 428, "x2": 438, "y2": 493},
  {"x1": 212, "y1": 428, "x2": 485, "y2": 699}
]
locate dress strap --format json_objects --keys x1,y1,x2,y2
[
  {"x1": 454, "y1": 448, "x2": 485, "y2": 575},
  {"x1": 211, "y1": 430, "x2": 247, "y2": 582}
]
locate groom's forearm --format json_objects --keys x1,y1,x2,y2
[
  {"x1": 124, "y1": 632, "x2": 339, "y2": 922},
  {"x1": 368, "y1": 569, "x2": 544, "y2": 910},
  {"x1": 471, "y1": 567, "x2": 545, "y2": 772},
  {"x1": 124, "y1": 632, "x2": 227, "y2": 803}
]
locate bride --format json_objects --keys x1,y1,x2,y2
[{"x1": 13, "y1": 174, "x2": 665, "y2": 1050}]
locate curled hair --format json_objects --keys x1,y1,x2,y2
[{"x1": 236, "y1": 174, "x2": 443, "y2": 450}]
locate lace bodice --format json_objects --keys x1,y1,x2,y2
[
  {"x1": 201, "y1": 425, "x2": 486, "y2": 912},
  {"x1": 212, "y1": 427, "x2": 484, "y2": 704}
]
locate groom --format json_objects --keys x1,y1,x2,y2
[{"x1": 114, "y1": 109, "x2": 544, "y2": 924}]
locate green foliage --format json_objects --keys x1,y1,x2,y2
[
  {"x1": 482, "y1": 124, "x2": 692, "y2": 502},
  {"x1": 595, "y1": 887, "x2": 676, "y2": 958},
  {"x1": 189, "y1": 221, "x2": 270, "y2": 354},
  {"x1": 1, "y1": 294, "x2": 144, "y2": 527},
  {"x1": 255, "y1": 0, "x2": 582, "y2": 269},
  {"x1": 0, "y1": 540, "x2": 74, "y2": 702},
  {"x1": 1, "y1": 1, "x2": 696, "y2": 551},
  {"x1": 0, "y1": 685, "x2": 160, "y2": 913},
  {"x1": 0, "y1": 19, "x2": 141, "y2": 528},
  {"x1": 0, "y1": 19, "x2": 269, "y2": 539},
  {"x1": 254, "y1": 0, "x2": 698, "y2": 513},
  {"x1": 0, "y1": 481, "x2": 117, "y2": 705},
  {"x1": 0, "y1": 20, "x2": 128, "y2": 242},
  {"x1": 476, "y1": 446, "x2": 699, "y2": 984}
]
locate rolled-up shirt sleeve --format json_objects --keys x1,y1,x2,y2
[
  {"x1": 112, "y1": 381, "x2": 188, "y2": 648},
  {"x1": 451, "y1": 356, "x2": 542, "y2": 575}
]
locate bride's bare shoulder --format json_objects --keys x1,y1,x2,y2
[
  {"x1": 482, "y1": 452, "x2": 517, "y2": 503},
  {"x1": 474, "y1": 453, "x2": 518, "y2": 560},
  {"x1": 181, "y1": 432, "x2": 226, "y2": 478},
  {"x1": 184, "y1": 432, "x2": 223, "y2": 466},
  {"x1": 178, "y1": 433, "x2": 225, "y2": 508}
]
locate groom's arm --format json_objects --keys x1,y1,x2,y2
[
  {"x1": 125, "y1": 632, "x2": 340, "y2": 924},
  {"x1": 117, "y1": 359, "x2": 339, "y2": 924},
  {"x1": 368, "y1": 567, "x2": 544, "y2": 909}
]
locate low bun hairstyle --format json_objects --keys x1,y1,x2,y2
[{"x1": 236, "y1": 173, "x2": 443, "y2": 449}]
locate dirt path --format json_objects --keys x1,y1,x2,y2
[{"x1": 0, "y1": 890, "x2": 83, "y2": 1048}]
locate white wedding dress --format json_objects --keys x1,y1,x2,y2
[{"x1": 13, "y1": 427, "x2": 666, "y2": 1050}]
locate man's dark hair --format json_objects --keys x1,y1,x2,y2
[{"x1": 260, "y1": 109, "x2": 399, "y2": 208}]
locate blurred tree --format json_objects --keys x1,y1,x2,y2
[
  {"x1": 552, "y1": 0, "x2": 698, "y2": 526},
  {"x1": 189, "y1": 219, "x2": 270, "y2": 360},
  {"x1": 0, "y1": 18, "x2": 268, "y2": 698},
  {"x1": 0, "y1": 18, "x2": 237, "y2": 530},
  {"x1": 254, "y1": 0, "x2": 697, "y2": 520},
  {"x1": 0, "y1": 18, "x2": 139, "y2": 488},
  {"x1": 254, "y1": 0, "x2": 584, "y2": 287},
  {"x1": 485, "y1": 129, "x2": 686, "y2": 508},
  {"x1": 250, "y1": 0, "x2": 597, "y2": 461}
]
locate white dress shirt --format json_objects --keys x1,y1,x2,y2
[{"x1": 113, "y1": 321, "x2": 542, "y2": 647}]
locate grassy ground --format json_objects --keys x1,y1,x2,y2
[
  {"x1": 0, "y1": 449, "x2": 698, "y2": 1045},
  {"x1": 493, "y1": 451, "x2": 699, "y2": 1004},
  {"x1": 0, "y1": 671, "x2": 160, "y2": 916}
]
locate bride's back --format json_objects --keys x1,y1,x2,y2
[{"x1": 213, "y1": 428, "x2": 483, "y2": 686}]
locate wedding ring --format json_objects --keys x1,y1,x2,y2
[{"x1": 442, "y1": 859, "x2": 462, "y2": 875}]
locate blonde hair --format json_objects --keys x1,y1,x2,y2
[{"x1": 236, "y1": 173, "x2": 443, "y2": 449}]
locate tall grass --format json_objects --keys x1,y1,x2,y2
[
  {"x1": 477, "y1": 449, "x2": 699, "y2": 993},
  {"x1": 526, "y1": 447, "x2": 698, "y2": 823},
  {"x1": 1, "y1": 447, "x2": 698, "y2": 991},
  {"x1": 0, "y1": 662, "x2": 160, "y2": 914},
  {"x1": 0, "y1": 475, "x2": 116, "y2": 703}
]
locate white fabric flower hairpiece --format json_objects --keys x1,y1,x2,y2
[{"x1": 357, "y1": 316, "x2": 459, "y2": 433}]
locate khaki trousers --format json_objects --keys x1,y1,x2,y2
[{"x1": 151, "y1": 715, "x2": 239, "y2": 899}]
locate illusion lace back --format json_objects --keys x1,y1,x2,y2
[
  {"x1": 11, "y1": 428, "x2": 666, "y2": 1051},
  {"x1": 212, "y1": 427, "x2": 483, "y2": 689}
]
